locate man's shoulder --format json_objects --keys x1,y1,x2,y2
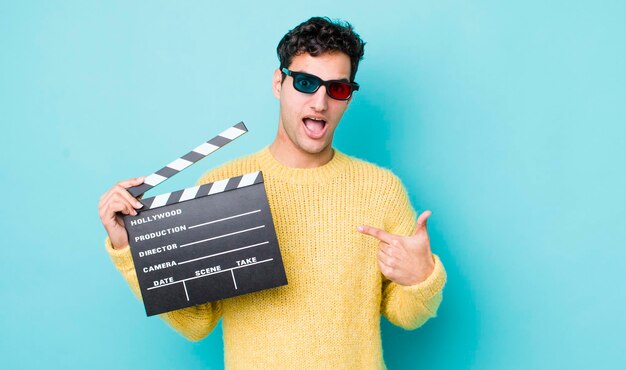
[{"x1": 339, "y1": 151, "x2": 403, "y2": 186}]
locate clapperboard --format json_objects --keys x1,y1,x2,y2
[{"x1": 123, "y1": 122, "x2": 287, "y2": 316}]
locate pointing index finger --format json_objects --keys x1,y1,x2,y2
[{"x1": 357, "y1": 225, "x2": 394, "y2": 244}]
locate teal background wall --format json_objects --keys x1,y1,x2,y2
[{"x1": 1, "y1": 1, "x2": 624, "y2": 369}]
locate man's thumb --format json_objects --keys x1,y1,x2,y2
[{"x1": 414, "y1": 210, "x2": 432, "y2": 234}]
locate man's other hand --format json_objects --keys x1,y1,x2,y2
[
  {"x1": 98, "y1": 177, "x2": 145, "y2": 250},
  {"x1": 357, "y1": 211, "x2": 436, "y2": 286}
]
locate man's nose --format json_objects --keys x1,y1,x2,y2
[{"x1": 310, "y1": 86, "x2": 328, "y2": 112}]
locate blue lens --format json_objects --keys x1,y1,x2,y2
[{"x1": 294, "y1": 74, "x2": 320, "y2": 93}]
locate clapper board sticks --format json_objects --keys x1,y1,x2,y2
[{"x1": 122, "y1": 122, "x2": 287, "y2": 316}]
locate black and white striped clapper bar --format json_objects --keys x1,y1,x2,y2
[{"x1": 123, "y1": 122, "x2": 287, "y2": 316}]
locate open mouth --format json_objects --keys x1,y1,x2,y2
[{"x1": 302, "y1": 117, "x2": 327, "y2": 139}]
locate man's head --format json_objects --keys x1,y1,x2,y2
[
  {"x1": 272, "y1": 17, "x2": 365, "y2": 160},
  {"x1": 277, "y1": 17, "x2": 365, "y2": 83}
]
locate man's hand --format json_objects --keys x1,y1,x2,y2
[
  {"x1": 357, "y1": 211, "x2": 436, "y2": 286},
  {"x1": 98, "y1": 177, "x2": 145, "y2": 250}
]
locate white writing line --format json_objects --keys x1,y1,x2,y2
[
  {"x1": 188, "y1": 209, "x2": 261, "y2": 229},
  {"x1": 178, "y1": 241, "x2": 270, "y2": 265},
  {"x1": 147, "y1": 258, "x2": 274, "y2": 290},
  {"x1": 231, "y1": 270, "x2": 238, "y2": 290},
  {"x1": 179, "y1": 225, "x2": 266, "y2": 248},
  {"x1": 183, "y1": 281, "x2": 189, "y2": 301}
]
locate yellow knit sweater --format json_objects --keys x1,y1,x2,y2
[{"x1": 106, "y1": 146, "x2": 446, "y2": 369}]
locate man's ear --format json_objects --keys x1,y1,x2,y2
[{"x1": 272, "y1": 69, "x2": 283, "y2": 99}]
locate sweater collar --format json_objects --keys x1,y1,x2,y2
[{"x1": 256, "y1": 146, "x2": 349, "y2": 185}]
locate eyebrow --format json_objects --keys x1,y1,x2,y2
[{"x1": 295, "y1": 70, "x2": 351, "y2": 83}]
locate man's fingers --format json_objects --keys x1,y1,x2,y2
[
  {"x1": 377, "y1": 248, "x2": 396, "y2": 268},
  {"x1": 378, "y1": 242, "x2": 392, "y2": 258},
  {"x1": 105, "y1": 198, "x2": 137, "y2": 219},
  {"x1": 109, "y1": 200, "x2": 136, "y2": 216},
  {"x1": 415, "y1": 210, "x2": 432, "y2": 233},
  {"x1": 101, "y1": 202, "x2": 127, "y2": 229},
  {"x1": 380, "y1": 241, "x2": 403, "y2": 257},
  {"x1": 357, "y1": 225, "x2": 394, "y2": 244},
  {"x1": 377, "y1": 257, "x2": 394, "y2": 278},
  {"x1": 117, "y1": 176, "x2": 145, "y2": 189},
  {"x1": 107, "y1": 192, "x2": 140, "y2": 213},
  {"x1": 116, "y1": 186, "x2": 144, "y2": 209},
  {"x1": 100, "y1": 180, "x2": 144, "y2": 211},
  {"x1": 98, "y1": 186, "x2": 116, "y2": 208}
]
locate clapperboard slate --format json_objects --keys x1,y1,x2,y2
[{"x1": 122, "y1": 122, "x2": 287, "y2": 316}]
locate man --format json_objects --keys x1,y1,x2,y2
[{"x1": 99, "y1": 17, "x2": 446, "y2": 369}]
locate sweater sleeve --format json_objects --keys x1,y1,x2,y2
[
  {"x1": 103, "y1": 165, "x2": 244, "y2": 341},
  {"x1": 379, "y1": 173, "x2": 447, "y2": 330},
  {"x1": 105, "y1": 238, "x2": 222, "y2": 341}
]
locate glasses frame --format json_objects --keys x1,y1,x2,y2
[{"x1": 281, "y1": 68, "x2": 360, "y2": 101}]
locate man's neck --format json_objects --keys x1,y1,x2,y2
[{"x1": 269, "y1": 138, "x2": 334, "y2": 169}]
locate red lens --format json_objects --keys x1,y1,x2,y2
[{"x1": 328, "y1": 82, "x2": 351, "y2": 99}]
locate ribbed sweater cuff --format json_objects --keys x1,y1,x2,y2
[
  {"x1": 400, "y1": 254, "x2": 446, "y2": 301},
  {"x1": 104, "y1": 237, "x2": 135, "y2": 272}
]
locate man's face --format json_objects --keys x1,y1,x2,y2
[{"x1": 272, "y1": 52, "x2": 353, "y2": 156}]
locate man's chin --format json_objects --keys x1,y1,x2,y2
[{"x1": 299, "y1": 141, "x2": 331, "y2": 156}]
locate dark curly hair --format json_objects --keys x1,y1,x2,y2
[{"x1": 277, "y1": 17, "x2": 366, "y2": 82}]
